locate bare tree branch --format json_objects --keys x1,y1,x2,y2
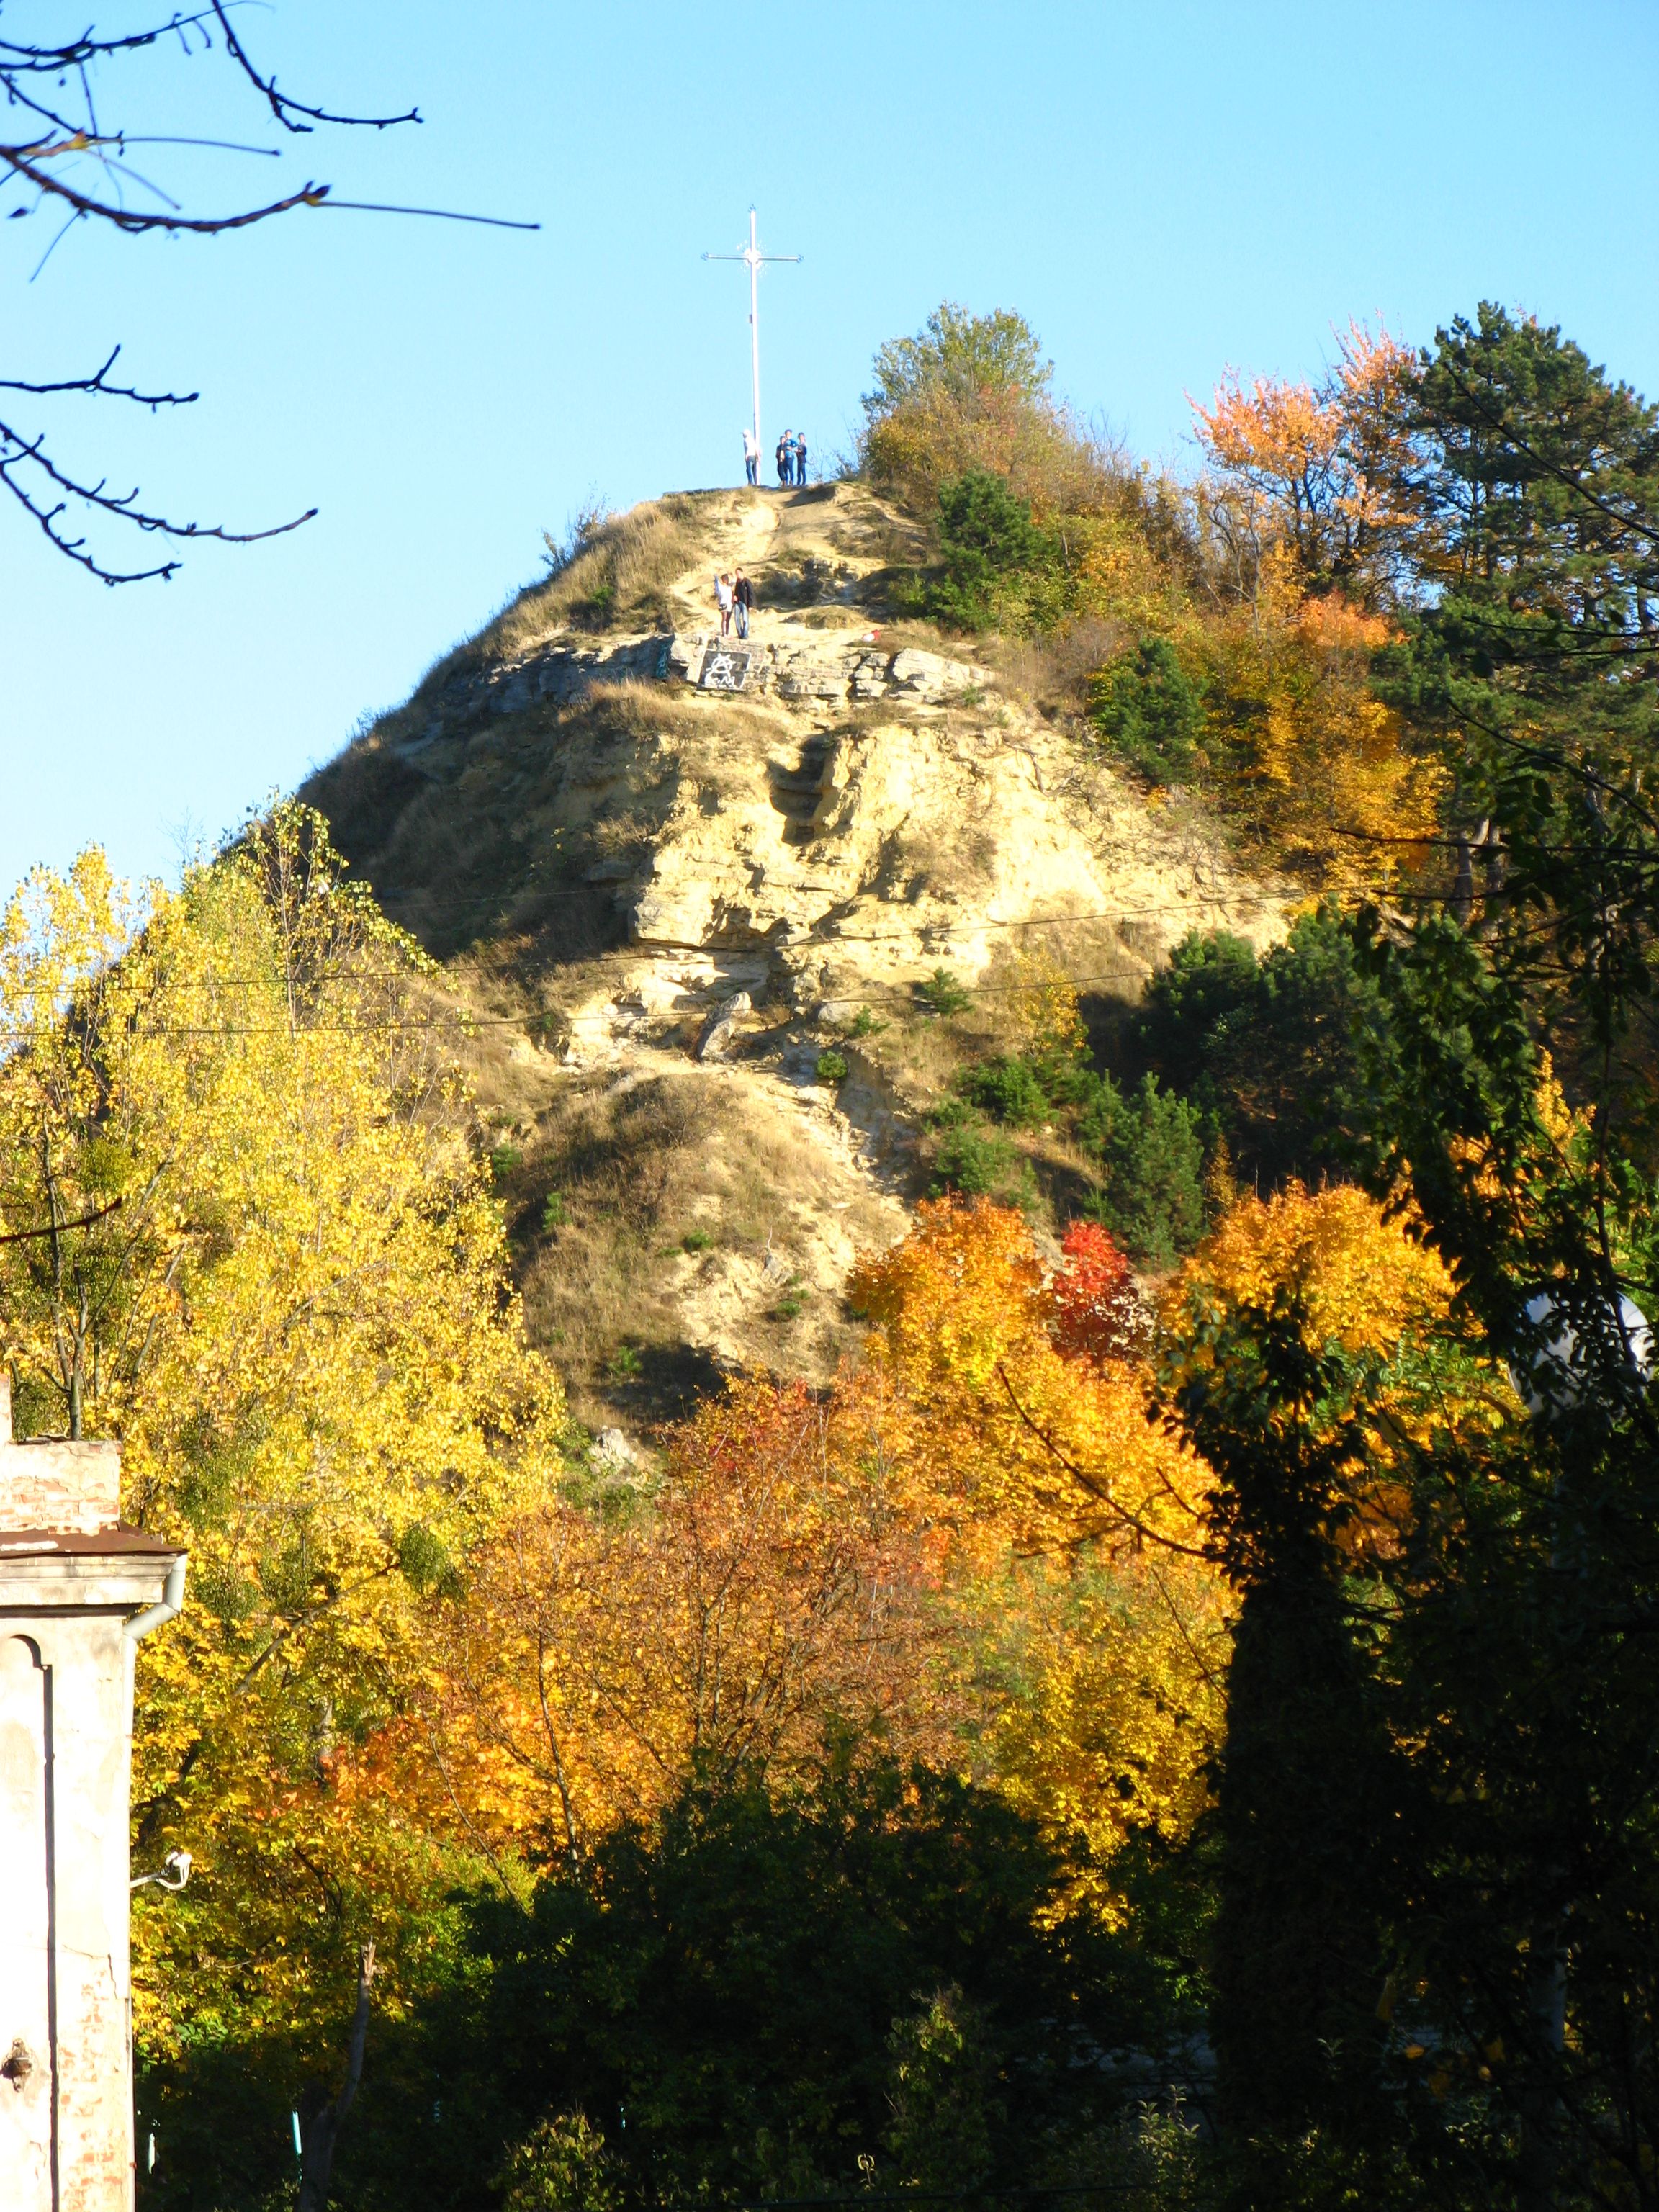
[
  {"x1": 0, "y1": 411, "x2": 316, "y2": 583},
  {"x1": 2, "y1": 141, "x2": 331, "y2": 236},
  {"x1": 0, "y1": 8, "x2": 531, "y2": 583},
  {"x1": 207, "y1": 2, "x2": 419, "y2": 134},
  {"x1": 0, "y1": 346, "x2": 194, "y2": 406},
  {"x1": 0, "y1": 1195, "x2": 125, "y2": 1246}
]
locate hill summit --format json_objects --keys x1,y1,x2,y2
[{"x1": 302, "y1": 480, "x2": 1281, "y2": 1428}]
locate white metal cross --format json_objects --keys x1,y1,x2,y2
[{"x1": 703, "y1": 206, "x2": 800, "y2": 473}]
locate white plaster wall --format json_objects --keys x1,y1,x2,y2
[
  {"x1": 0, "y1": 1555, "x2": 177, "y2": 2212},
  {"x1": 0, "y1": 1612, "x2": 138, "y2": 2212},
  {"x1": 0, "y1": 1634, "x2": 53, "y2": 2212}
]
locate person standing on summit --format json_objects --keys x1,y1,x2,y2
[
  {"x1": 776, "y1": 429, "x2": 792, "y2": 487},
  {"x1": 742, "y1": 426, "x2": 760, "y2": 486},
  {"x1": 793, "y1": 431, "x2": 808, "y2": 486}
]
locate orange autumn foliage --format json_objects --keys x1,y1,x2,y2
[
  {"x1": 398, "y1": 1371, "x2": 958, "y2": 1864},
  {"x1": 849, "y1": 1197, "x2": 1209, "y2": 1562},
  {"x1": 1182, "y1": 326, "x2": 1444, "y2": 881},
  {"x1": 404, "y1": 1199, "x2": 1233, "y2": 1903},
  {"x1": 1189, "y1": 541, "x2": 1442, "y2": 885},
  {"x1": 848, "y1": 1199, "x2": 1229, "y2": 1899},
  {"x1": 1193, "y1": 322, "x2": 1419, "y2": 606},
  {"x1": 397, "y1": 1192, "x2": 1503, "y2": 1910}
]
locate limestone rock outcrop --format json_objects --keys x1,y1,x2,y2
[{"x1": 301, "y1": 480, "x2": 1285, "y2": 1421}]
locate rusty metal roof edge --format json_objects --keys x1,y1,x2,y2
[{"x1": 0, "y1": 1527, "x2": 184, "y2": 1557}]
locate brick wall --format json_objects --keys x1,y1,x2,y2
[{"x1": 0, "y1": 1377, "x2": 122, "y2": 1533}]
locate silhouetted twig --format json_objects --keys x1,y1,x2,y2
[{"x1": 0, "y1": 9, "x2": 533, "y2": 582}]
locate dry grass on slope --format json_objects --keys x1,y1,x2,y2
[
  {"x1": 477, "y1": 1059, "x2": 899, "y2": 1430},
  {"x1": 408, "y1": 495, "x2": 704, "y2": 701}
]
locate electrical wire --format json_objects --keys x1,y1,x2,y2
[
  {"x1": 0, "y1": 864, "x2": 1514, "y2": 1039},
  {"x1": 0, "y1": 875, "x2": 1444, "y2": 1004}
]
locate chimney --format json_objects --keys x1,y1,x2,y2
[{"x1": 0, "y1": 1371, "x2": 121, "y2": 1534}]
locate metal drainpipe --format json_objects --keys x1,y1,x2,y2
[
  {"x1": 122, "y1": 1554, "x2": 188, "y2": 1815},
  {"x1": 125, "y1": 1555, "x2": 187, "y2": 1647}
]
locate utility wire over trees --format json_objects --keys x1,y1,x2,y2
[{"x1": 0, "y1": 3, "x2": 536, "y2": 583}]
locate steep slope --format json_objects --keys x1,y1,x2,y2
[{"x1": 302, "y1": 481, "x2": 1282, "y2": 1427}]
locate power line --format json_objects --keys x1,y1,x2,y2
[
  {"x1": 0, "y1": 880, "x2": 1441, "y2": 1004},
  {"x1": 359, "y1": 877, "x2": 1424, "y2": 926}
]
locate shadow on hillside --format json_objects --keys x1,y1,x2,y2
[{"x1": 598, "y1": 1340, "x2": 732, "y2": 1426}]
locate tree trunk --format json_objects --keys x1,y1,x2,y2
[
  {"x1": 1516, "y1": 1927, "x2": 1567, "y2": 2212},
  {"x1": 1213, "y1": 1578, "x2": 1389, "y2": 2144},
  {"x1": 296, "y1": 1943, "x2": 375, "y2": 2212}
]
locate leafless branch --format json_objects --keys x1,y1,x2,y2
[
  {"x1": 206, "y1": 2, "x2": 419, "y2": 134},
  {"x1": 0, "y1": 346, "x2": 193, "y2": 407},
  {"x1": 0, "y1": 412, "x2": 316, "y2": 583},
  {"x1": 1, "y1": 140, "x2": 332, "y2": 236},
  {"x1": 0, "y1": 8, "x2": 531, "y2": 582},
  {"x1": 0, "y1": 1195, "x2": 125, "y2": 1246}
]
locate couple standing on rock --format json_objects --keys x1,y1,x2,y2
[{"x1": 714, "y1": 567, "x2": 755, "y2": 639}]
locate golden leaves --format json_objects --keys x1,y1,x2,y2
[
  {"x1": 852, "y1": 1197, "x2": 1209, "y2": 1561},
  {"x1": 0, "y1": 815, "x2": 564, "y2": 2050},
  {"x1": 418, "y1": 1198, "x2": 1231, "y2": 1916},
  {"x1": 410, "y1": 1372, "x2": 960, "y2": 1863},
  {"x1": 1171, "y1": 1182, "x2": 1454, "y2": 1364},
  {"x1": 1165, "y1": 1182, "x2": 1511, "y2": 1564}
]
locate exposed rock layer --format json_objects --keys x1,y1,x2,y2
[{"x1": 302, "y1": 482, "x2": 1284, "y2": 1422}]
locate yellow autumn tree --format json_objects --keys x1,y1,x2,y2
[
  {"x1": 850, "y1": 1197, "x2": 1208, "y2": 1557},
  {"x1": 1172, "y1": 1181, "x2": 1453, "y2": 1356},
  {"x1": 0, "y1": 810, "x2": 565, "y2": 2057},
  {"x1": 1179, "y1": 330, "x2": 1444, "y2": 881},
  {"x1": 1164, "y1": 1181, "x2": 1514, "y2": 1565},
  {"x1": 414, "y1": 1197, "x2": 1228, "y2": 1917},
  {"x1": 1196, "y1": 545, "x2": 1444, "y2": 881},
  {"x1": 850, "y1": 1199, "x2": 1231, "y2": 1906}
]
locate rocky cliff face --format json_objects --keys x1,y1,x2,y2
[{"x1": 302, "y1": 482, "x2": 1282, "y2": 1429}]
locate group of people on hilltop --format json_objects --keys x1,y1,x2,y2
[
  {"x1": 741, "y1": 426, "x2": 808, "y2": 487},
  {"x1": 714, "y1": 565, "x2": 755, "y2": 639}
]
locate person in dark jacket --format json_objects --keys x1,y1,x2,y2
[
  {"x1": 793, "y1": 431, "x2": 808, "y2": 485},
  {"x1": 776, "y1": 431, "x2": 792, "y2": 486},
  {"x1": 733, "y1": 567, "x2": 755, "y2": 639}
]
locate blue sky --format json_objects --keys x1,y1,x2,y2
[{"x1": 5, "y1": 0, "x2": 1658, "y2": 894}]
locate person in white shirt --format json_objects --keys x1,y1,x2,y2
[
  {"x1": 742, "y1": 428, "x2": 760, "y2": 486},
  {"x1": 714, "y1": 572, "x2": 734, "y2": 636}
]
